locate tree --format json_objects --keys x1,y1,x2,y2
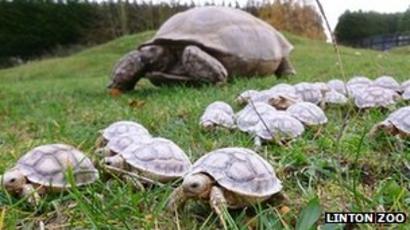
[
  {"x1": 335, "y1": 10, "x2": 403, "y2": 45},
  {"x1": 399, "y1": 9, "x2": 410, "y2": 32}
]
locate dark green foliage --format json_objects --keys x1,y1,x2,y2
[
  {"x1": 0, "y1": 0, "x2": 95, "y2": 59},
  {"x1": 0, "y1": 0, "x2": 190, "y2": 67},
  {"x1": 335, "y1": 10, "x2": 405, "y2": 46},
  {"x1": 0, "y1": 0, "x2": 326, "y2": 68},
  {"x1": 399, "y1": 9, "x2": 410, "y2": 32}
]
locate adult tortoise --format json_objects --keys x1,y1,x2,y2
[{"x1": 109, "y1": 6, "x2": 295, "y2": 93}]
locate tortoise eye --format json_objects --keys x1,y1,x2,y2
[
  {"x1": 9, "y1": 178, "x2": 16, "y2": 183},
  {"x1": 191, "y1": 183, "x2": 199, "y2": 189}
]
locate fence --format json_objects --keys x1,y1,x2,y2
[{"x1": 356, "y1": 32, "x2": 410, "y2": 51}]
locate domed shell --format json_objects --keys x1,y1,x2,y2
[
  {"x1": 327, "y1": 79, "x2": 347, "y2": 95},
  {"x1": 188, "y1": 147, "x2": 282, "y2": 197},
  {"x1": 346, "y1": 76, "x2": 372, "y2": 97},
  {"x1": 253, "y1": 90, "x2": 302, "y2": 107},
  {"x1": 251, "y1": 90, "x2": 279, "y2": 104},
  {"x1": 256, "y1": 111, "x2": 304, "y2": 140},
  {"x1": 16, "y1": 144, "x2": 98, "y2": 188},
  {"x1": 106, "y1": 132, "x2": 152, "y2": 155},
  {"x1": 236, "y1": 90, "x2": 260, "y2": 104},
  {"x1": 294, "y1": 82, "x2": 323, "y2": 104},
  {"x1": 120, "y1": 138, "x2": 191, "y2": 180},
  {"x1": 287, "y1": 102, "x2": 328, "y2": 126},
  {"x1": 386, "y1": 106, "x2": 410, "y2": 133},
  {"x1": 235, "y1": 102, "x2": 277, "y2": 133},
  {"x1": 354, "y1": 86, "x2": 399, "y2": 109},
  {"x1": 401, "y1": 80, "x2": 410, "y2": 92},
  {"x1": 403, "y1": 88, "x2": 410, "y2": 100},
  {"x1": 102, "y1": 121, "x2": 150, "y2": 141},
  {"x1": 324, "y1": 90, "x2": 348, "y2": 105},
  {"x1": 236, "y1": 90, "x2": 280, "y2": 105},
  {"x1": 200, "y1": 101, "x2": 235, "y2": 129},
  {"x1": 141, "y1": 6, "x2": 293, "y2": 62},
  {"x1": 314, "y1": 82, "x2": 330, "y2": 93},
  {"x1": 347, "y1": 76, "x2": 372, "y2": 87},
  {"x1": 373, "y1": 76, "x2": 400, "y2": 92},
  {"x1": 269, "y1": 83, "x2": 296, "y2": 95}
]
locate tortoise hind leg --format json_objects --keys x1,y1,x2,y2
[
  {"x1": 275, "y1": 57, "x2": 296, "y2": 77},
  {"x1": 182, "y1": 45, "x2": 228, "y2": 84}
]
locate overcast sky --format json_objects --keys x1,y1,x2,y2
[{"x1": 154, "y1": 0, "x2": 409, "y2": 32}]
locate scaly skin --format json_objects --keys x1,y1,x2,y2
[{"x1": 109, "y1": 45, "x2": 229, "y2": 94}]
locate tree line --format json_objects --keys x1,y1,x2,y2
[
  {"x1": 0, "y1": 0, "x2": 326, "y2": 68},
  {"x1": 335, "y1": 8, "x2": 410, "y2": 46}
]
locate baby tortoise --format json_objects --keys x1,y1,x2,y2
[
  {"x1": 1, "y1": 144, "x2": 98, "y2": 205},
  {"x1": 167, "y1": 147, "x2": 283, "y2": 226}
]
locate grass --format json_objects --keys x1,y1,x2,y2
[{"x1": 0, "y1": 30, "x2": 409, "y2": 229}]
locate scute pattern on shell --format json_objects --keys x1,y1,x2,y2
[
  {"x1": 141, "y1": 6, "x2": 293, "y2": 61},
  {"x1": 121, "y1": 138, "x2": 191, "y2": 178},
  {"x1": 314, "y1": 82, "x2": 330, "y2": 92},
  {"x1": 401, "y1": 80, "x2": 410, "y2": 92},
  {"x1": 253, "y1": 90, "x2": 302, "y2": 107},
  {"x1": 294, "y1": 82, "x2": 323, "y2": 104},
  {"x1": 236, "y1": 90, "x2": 260, "y2": 104},
  {"x1": 346, "y1": 76, "x2": 372, "y2": 97},
  {"x1": 188, "y1": 147, "x2": 282, "y2": 197},
  {"x1": 258, "y1": 112, "x2": 304, "y2": 140},
  {"x1": 16, "y1": 144, "x2": 98, "y2": 188},
  {"x1": 347, "y1": 76, "x2": 372, "y2": 87},
  {"x1": 324, "y1": 90, "x2": 348, "y2": 105},
  {"x1": 269, "y1": 83, "x2": 296, "y2": 95},
  {"x1": 235, "y1": 102, "x2": 277, "y2": 133},
  {"x1": 250, "y1": 90, "x2": 278, "y2": 104},
  {"x1": 200, "y1": 101, "x2": 235, "y2": 128},
  {"x1": 386, "y1": 106, "x2": 410, "y2": 133},
  {"x1": 354, "y1": 86, "x2": 398, "y2": 109},
  {"x1": 107, "y1": 132, "x2": 152, "y2": 154},
  {"x1": 403, "y1": 88, "x2": 410, "y2": 100},
  {"x1": 373, "y1": 76, "x2": 400, "y2": 92},
  {"x1": 102, "y1": 121, "x2": 150, "y2": 141},
  {"x1": 327, "y1": 79, "x2": 347, "y2": 95},
  {"x1": 287, "y1": 102, "x2": 328, "y2": 126}
]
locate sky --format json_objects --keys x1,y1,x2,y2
[{"x1": 153, "y1": 0, "x2": 409, "y2": 39}]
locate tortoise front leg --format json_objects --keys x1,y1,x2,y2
[
  {"x1": 166, "y1": 186, "x2": 187, "y2": 212},
  {"x1": 209, "y1": 186, "x2": 228, "y2": 229},
  {"x1": 312, "y1": 126, "x2": 323, "y2": 139},
  {"x1": 275, "y1": 57, "x2": 296, "y2": 77},
  {"x1": 21, "y1": 184, "x2": 41, "y2": 205},
  {"x1": 182, "y1": 46, "x2": 228, "y2": 84},
  {"x1": 123, "y1": 175, "x2": 145, "y2": 191},
  {"x1": 109, "y1": 50, "x2": 146, "y2": 92}
]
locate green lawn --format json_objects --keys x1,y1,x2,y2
[{"x1": 0, "y1": 31, "x2": 409, "y2": 229}]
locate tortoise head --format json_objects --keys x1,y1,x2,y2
[
  {"x1": 103, "y1": 154, "x2": 125, "y2": 169},
  {"x1": 108, "y1": 45, "x2": 172, "y2": 95},
  {"x1": 269, "y1": 95, "x2": 297, "y2": 110},
  {"x1": 369, "y1": 120, "x2": 396, "y2": 137},
  {"x1": 182, "y1": 173, "x2": 213, "y2": 198},
  {"x1": 2, "y1": 168, "x2": 27, "y2": 193}
]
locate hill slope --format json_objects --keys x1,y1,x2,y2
[{"x1": 0, "y1": 32, "x2": 409, "y2": 229}]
